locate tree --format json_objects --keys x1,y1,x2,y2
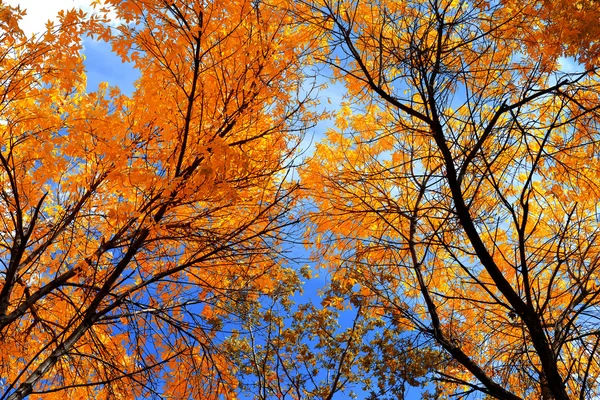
[
  {"x1": 220, "y1": 277, "x2": 439, "y2": 399},
  {"x1": 0, "y1": 0, "x2": 317, "y2": 398},
  {"x1": 299, "y1": 0, "x2": 600, "y2": 398},
  {"x1": 5, "y1": 0, "x2": 600, "y2": 398}
]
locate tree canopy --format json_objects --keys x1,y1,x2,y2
[{"x1": 1, "y1": 0, "x2": 600, "y2": 399}]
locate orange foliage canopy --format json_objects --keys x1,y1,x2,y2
[
  {"x1": 2, "y1": 0, "x2": 600, "y2": 399},
  {"x1": 0, "y1": 0, "x2": 317, "y2": 398}
]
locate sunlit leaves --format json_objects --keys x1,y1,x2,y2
[
  {"x1": 3, "y1": 0, "x2": 600, "y2": 398},
  {"x1": 0, "y1": 0, "x2": 316, "y2": 398},
  {"x1": 301, "y1": 0, "x2": 600, "y2": 398}
]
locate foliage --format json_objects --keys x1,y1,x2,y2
[
  {"x1": 0, "y1": 0, "x2": 317, "y2": 398},
  {"x1": 2, "y1": 0, "x2": 600, "y2": 399},
  {"x1": 299, "y1": 0, "x2": 600, "y2": 399}
]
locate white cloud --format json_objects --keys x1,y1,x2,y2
[
  {"x1": 558, "y1": 57, "x2": 583, "y2": 74},
  {"x1": 5, "y1": 1, "x2": 123, "y2": 38},
  {"x1": 5, "y1": 0, "x2": 94, "y2": 37}
]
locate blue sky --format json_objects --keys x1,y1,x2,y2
[{"x1": 83, "y1": 39, "x2": 138, "y2": 94}]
